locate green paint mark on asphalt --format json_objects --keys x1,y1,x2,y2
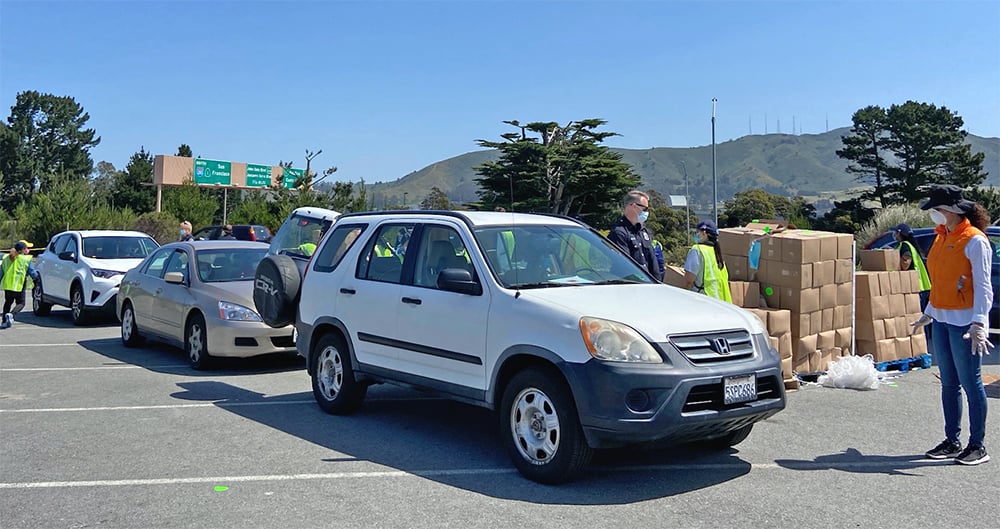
[{"x1": 214, "y1": 486, "x2": 229, "y2": 492}]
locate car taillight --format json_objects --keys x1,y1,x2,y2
[{"x1": 249, "y1": 231, "x2": 257, "y2": 241}]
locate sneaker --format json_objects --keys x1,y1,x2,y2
[
  {"x1": 955, "y1": 445, "x2": 990, "y2": 466},
  {"x1": 926, "y1": 440, "x2": 963, "y2": 459}
]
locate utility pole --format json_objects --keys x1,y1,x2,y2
[
  {"x1": 711, "y1": 98, "x2": 718, "y2": 227},
  {"x1": 680, "y1": 160, "x2": 690, "y2": 246}
]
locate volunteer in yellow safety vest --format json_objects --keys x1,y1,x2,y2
[
  {"x1": 682, "y1": 220, "x2": 732, "y2": 303},
  {"x1": 1, "y1": 241, "x2": 40, "y2": 329},
  {"x1": 893, "y1": 223, "x2": 932, "y2": 308},
  {"x1": 910, "y1": 184, "x2": 992, "y2": 466}
]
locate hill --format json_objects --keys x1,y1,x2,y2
[{"x1": 366, "y1": 128, "x2": 1000, "y2": 209}]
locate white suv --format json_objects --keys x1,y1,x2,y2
[
  {"x1": 254, "y1": 211, "x2": 785, "y2": 483},
  {"x1": 33, "y1": 230, "x2": 159, "y2": 325}
]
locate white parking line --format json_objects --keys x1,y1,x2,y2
[
  {"x1": 0, "y1": 461, "x2": 932, "y2": 489},
  {"x1": 0, "y1": 400, "x2": 316, "y2": 413},
  {"x1": 2, "y1": 365, "x2": 188, "y2": 372}
]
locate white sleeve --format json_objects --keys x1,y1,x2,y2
[{"x1": 964, "y1": 234, "x2": 993, "y2": 326}]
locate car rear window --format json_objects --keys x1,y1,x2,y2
[{"x1": 82, "y1": 236, "x2": 159, "y2": 259}]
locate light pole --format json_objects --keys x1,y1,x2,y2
[
  {"x1": 403, "y1": 192, "x2": 408, "y2": 209},
  {"x1": 680, "y1": 160, "x2": 690, "y2": 246},
  {"x1": 711, "y1": 98, "x2": 718, "y2": 226}
]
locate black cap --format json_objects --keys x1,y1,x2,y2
[
  {"x1": 918, "y1": 184, "x2": 974, "y2": 214},
  {"x1": 893, "y1": 223, "x2": 913, "y2": 236},
  {"x1": 13, "y1": 241, "x2": 27, "y2": 252}
]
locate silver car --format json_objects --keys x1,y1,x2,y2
[{"x1": 117, "y1": 240, "x2": 295, "y2": 369}]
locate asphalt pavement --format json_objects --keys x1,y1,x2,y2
[{"x1": 2, "y1": 305, "x2": 998, "y2": 529}]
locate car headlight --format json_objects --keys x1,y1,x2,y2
[
  {"x1": 579, "y1": 317, "x2": 662, "y2": 363},
  {"x1": 219, "y1": 301, "x2": 263, "y2": 321},
  {"x1": 92, "y1": 268, "x2": 124, "y2": 279}
]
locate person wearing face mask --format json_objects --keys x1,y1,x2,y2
[
  {"x1": 178, "y1": 221, "x2": 193, "y2": 242},
  {"x1": 682, "y1": 220, "x2": 732, "y2": 302},
  {"x1": 911, "y1": 184, "x2": 992, "y2": 466},
  {"x1": 607, "y1": 191, "x2": 662, "y2": 281}
]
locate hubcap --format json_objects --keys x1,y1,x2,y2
[
  {"x1": 189, "y1": 323, "x2": 203, "y2": 362},
  {"x1": 510, "y1": 387, "x2": 560, "y2": 465},
  {"x1": 318, "y1": 346, "x2": 343, "y2": 400},
  {"x1": 122, "y1": 309, "x2": 133, "y2": 340},
  {"x1": 33, "y1": 286, "x2": 41, "y2": 305},
  {"x1": 72, "y1": 290, "x2": 82, "y2": 320}
]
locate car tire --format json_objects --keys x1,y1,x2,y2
[
  {"x1": 70, "y1": 283, "x2": 90, "y2": 326},
  {"x1": 500, "y1": 367, "x2": 593, "y2": 484},
  {"x1": 706, "y1": 424, "x2": 754, "y2": 449},
  {"x1": 186, "y1": 313, "x2": 213, "y2": 370},
  {"x1": 311, "y1": 333, "x2": 367, "y2": 415},
  {"x1": 120, "y1": 302, "x2": 144, "y2": 347},
  {"x1": 32, "y1": 280, "x2": 52, "y2": 317},
  {"x1": 254, "y1": 254, "x2": 301, "y2": 328}
]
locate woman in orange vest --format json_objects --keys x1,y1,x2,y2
[{"x1": 913, "y1": 185, "x2": 992, "y2": 466}]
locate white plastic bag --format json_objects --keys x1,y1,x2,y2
[{"x1": 817, "y1": 354, "x2": 882, "y2": 390}]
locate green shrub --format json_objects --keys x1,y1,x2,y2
[{"x1": 133, "y1": 211, "x2": 180, "y2": 245}]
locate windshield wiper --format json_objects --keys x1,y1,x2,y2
[
  {"x1": 591, "y1": 279, "x2": 643, "y2": 285},
  {"x1": 510, "y1": 282, "x2": 575, "y2": 289}
]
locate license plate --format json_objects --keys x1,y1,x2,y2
[{"x1": 723, "y1": 374, "x2": 757, "y2": 405}]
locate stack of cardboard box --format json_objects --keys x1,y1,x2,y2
[
  {"x1": 744, "y1": 307, "x2": 795, "y2": 388},
  {"x1": 724, "y1": 229, "x2": 855, "y2": 375},
  {"x1": 854, "y1": 268, "x2": 928, "y2": 363}
]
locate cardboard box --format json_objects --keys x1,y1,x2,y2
[
  {"x1": 730, "y1": 281, "x2": 744, "y2": 307},
  {"x1": 856, "y1": 338, "x2": 897, "y2": 363},
  {"x1": 791, "y1": 312, "x2": 811, "y2": 337},
  {"x1": 745, "y1": 221, "x2": 786, "y2": 232},
  {"x1": 855, "y1": 272, "x2": 881, "y2": 298},
  {"x1": 810, "y1": 350, "x2": 825, "y2": 373},
  {"x1": 725, "y1": 254, "x2": 749, "y2": 281},
  {"x1": 836, "y1": 327, "x2": 852, "y2": 350},
  {"x1": 768, "y1": 335, "x2": 779, "y2": 355},
  {"x1": 835, "y1": 258, "x2": 854, "y2": 284},
  {"x1": 860, "y1": 249, "x2": 899, "y2": 272},
  {"x1": 834, "y1": 305, "x2": 849, "y2": 329},
  {"x1": 883, "y1": 317, "x2": 898, "y2": 338},
  {"x1": 904, "y1": 293, "x2": 921, "y2": 314},
  {"x1": 760, "y1": 237, "x2": 782, "y2": 262},
  {"x1": 889, "y1": 294, "x2": 906, "y2": 317},
  {"x1": 818, "y1": 349, "x2": 834, "y2": 372},
  {"x1": 793, "y1": 351, "x2": 811, "y2": 374},
  {"x1": 911, "y1": 335, "x2": 929, "y2": 355},
  {"x1": 780, "y1": 287, "x2": 821, "y2": 313},
  {"x1": 780, "y1": 233, "x2": 822, "y2": 264},
  {"x1": 895, "y1": 337, "x2": 912, "y2": 359},
  {"x1": 889, "y1": 272, "x2": 910, "y2": 294},
  {"x1": 895, "y1": 316, "x2": 911, "y2": 337},
  {"x1": 769, "y1": 262, "x2": 813, "y2": 289},
  {"x1": 821, "y1": 308, "x2": 835, "y2": 332},
  {"x1": 857, "y1": 319, "x2": 886, "y2": 341},
  {"x1": 813, "y1": 260, "x2": 835, "y2": 287},
  {"x1": 837, "y1": 234, "x2": 855, "y2": 260},
  {"x1": 817, "y1": 234, "x2": 839, "y2": 261},
  {"x1": 765, "y1": 308, "x2": 791, "y2": 335},
  {"x1": 797, "y1": 334, "x2": 818, "y2": 357},
  {"x1": 837, "y1": 282, "x2": 853, "y2": 306},
  {"x1": 762, "y1": 283, "x2": 781, "y2": 309},
  {"x1": 856, "y1": 295, "x2": 891, "y2": 321},
  {"x1": 819, "y1": 283, "x2": 838, "y2": 310},
  {"x1": 781, "y1": 356, "x2": 793, "y2": 380},
  {"x1": 779, "y1": 331, "x2": 793, "y2": 359},
  {"x1": 878, "y1": 272, "x2": 893, "y2": 296},
  {"x1": 663, "y1": 265, "x2": 687, "y2": 288},
  {"x1": 718, "y1": 228, "x2": 765, "y2": 257},
  {"x1": 810, "y1": 311, "x2": 823, "y2": 335},
  {"x1": 818, "y1": 330, "x2": 837, "y2": 350}
]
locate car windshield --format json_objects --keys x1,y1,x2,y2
[
  {"x1": 270, "y1": 213, "x2": 332, "y2": 258},
  {"x1": 473, "y1": 224, "x2": 655, "y2": 288},
  {"x1": 196, "y1": 248, "x2": 268, "y2": 282},
  {"x1": 82, "y1": 236, "x2": 159, "y2": 259}
]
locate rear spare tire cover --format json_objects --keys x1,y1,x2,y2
[{"x1": 254, "y1": 254, "x2": 301, "y2": 328}]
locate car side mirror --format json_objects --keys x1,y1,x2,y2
[
  {"x1": 58, "y1": 251, "x2": 76, "y2": 262},
  {"x1": 164, "y1": 271, "x2": 186, "y2": 284},
  {"x1": 437, "y1": 268, "x2": 481, "y2": 295}
]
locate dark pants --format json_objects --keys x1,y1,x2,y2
[
  {"x1": 919, "y1": 291, "x2": 932, "y2": 351},
  {"x1": 3, "y1": 289, "x2": 26, "y2": 315}
]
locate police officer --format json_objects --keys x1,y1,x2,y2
[{"x1": 607, "y1": 191, "x2": 662, "y2": 280}]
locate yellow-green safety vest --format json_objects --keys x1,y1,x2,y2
[
  {"x1": 900, "y1": 240, "x2": 931, "y2": 292},
  {"x1": 693, "y1": 245, "x2": 732, "y2": 303},
  {"x1": 0, "y1": 254, "x2": 32, "y2": 292},
  {"x1": 298, "y1": 242, "x2": 317, "y2": 256}
]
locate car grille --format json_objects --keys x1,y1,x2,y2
[
  {"x1": 682, "y1": 375, "x2": 781, "y2": 413},
  {"x1": 669, "y1": 330, "x2": 754, "y2": 363}
]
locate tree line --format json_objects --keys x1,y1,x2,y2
[{"x1": 2, "y1": 90, "x2": 993, "y2": 259}]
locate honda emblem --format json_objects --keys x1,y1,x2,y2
[{"x1": 711, "y1": 337, "x2": 731, "y2": 355}]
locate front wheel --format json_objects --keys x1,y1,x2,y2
[
  {"x1": 70, "y1": 284, "x2": 90, "y2": 325},
  {"x1": 500, "y1": 367, "x2": 593, "y2": 484},
  {"x1": 120, "y1": 302, "x2": 144, "y2": 347},
  {"x1": 311, "y1": 333, "x2": 367, "y2": 414},
  {"x1": 186, "y1": 313, "x2": 213, "y2": 370}
]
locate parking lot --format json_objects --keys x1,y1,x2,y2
[{"x1": 2, "y1": 305, "x2": 999, "y2": 529}]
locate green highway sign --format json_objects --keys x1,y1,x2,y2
[
  {"x1": 282, "y1": 167, "x2": 304, "y2": 189},
  {"x1": 193, "y1": 159, "x2": 232, "y2": 186},
  {"x1": 246, "y1": 164, "x2": 273, "y2": 188}
]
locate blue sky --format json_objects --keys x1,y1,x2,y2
[{"x1": 2, "y1": 0, "x2": 998, "y2": 185}]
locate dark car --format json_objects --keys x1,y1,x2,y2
[
  {"x1": 192, "y1": 224, "x2": 272, "y2": 244},
  {"x1": 865, "y1": 226, "x2": 1000, "y2": 338}
]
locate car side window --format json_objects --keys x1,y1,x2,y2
[
  {"x1": 356, "y1": 223, "x2": 414, "y2": 284},
  {"x1": 142, "y1": 248, "x2": 172, "y2": 278},
  {"x1": 164, "y1": 250, "x2": 190, "y2": 282},
  {"x1": 414, "y1": 225, "x2": 473, "y2": 289},
  {"x1": 64, "y1": 236, "x2": 78, "y2": 257},
  {"x1": 51, "y1": 235, "x2": 68, "y2": 254},
  {"x1": 312, "y1": 224, "x2": 367, "y2": 273}
]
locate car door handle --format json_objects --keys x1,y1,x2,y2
[
  {"x1": 340, "y1": 288, "x2": 356, "y2": 295},
  {"x1": 401, "y1": 297, "x2": 422, "y2": 305}
]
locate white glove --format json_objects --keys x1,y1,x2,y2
[
  {"x1": 909, "y1": 314, "x2": 932, "y2": 335},
  {"x1": 963, "y1": 324, "x2": 994, "y2": 356}
]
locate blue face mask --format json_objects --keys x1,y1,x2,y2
[
  {"x1": 179, "y1": 229, "x2": 187, "y2": 236},
  {"x1": 637, "y1": 211, "x2": 649, "y2": 223}
]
